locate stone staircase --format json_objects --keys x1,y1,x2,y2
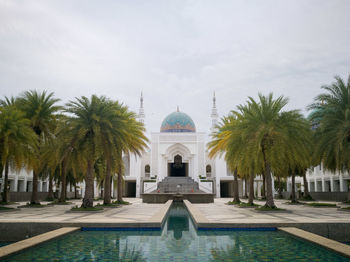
[{"x1": 155, "y1": 177, "x2": 202, "y2": 193}]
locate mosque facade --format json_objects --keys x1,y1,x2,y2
[{"x1": 118, "y1": 93, "x2": 263, "y2": 199}]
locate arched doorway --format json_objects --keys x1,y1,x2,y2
[{"x1": 168, "y1": 155, "x2": 188, "y2": 177}]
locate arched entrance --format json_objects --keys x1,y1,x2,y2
[{"x1": 168, "y1": 155, "x2": 188, "y2": 177}]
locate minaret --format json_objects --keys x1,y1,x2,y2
[
  {"x1": 210, "y1": 92, "x2": 218, "y2": 131},
  {"x1": 138, "y1": 92, "x2": 145, "y2": 124}
]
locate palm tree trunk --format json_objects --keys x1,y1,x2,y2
[
  {"x1": 100, "y1": 181, "x2": 103, "y2": 198},
  {"x1": 232, "y1": 169, "x2": 240, "y2": 203},
  {"x1": 82, "y1": 160, "x2": 94, "y2": 208},
  {"x1": 74, "y1": 181, "x2": 78, "y2": 199},
  {"x1": 117, "y1": 161, "x2": 124, "y2": 202},
  {"x1": 110, "y1": 176, "x2": 113, "y2": 199},
  {"x1": 262, "y1": 173, "x2": 266, "y2": 199},
  {"x1": 48, "y1": 174, "x2": 54, "y2": 200},
  {"x1": 264, "y1": 163, "x2": 276, "y2": 208},
  {"x1": 291, "y1": 172, "x2": 296, "y2": 203},
  {"x1": 248, "y1": 172, "x2": 255, "y2": 205},
  {"x1": 104, "y1": 160, "x2": 112, "y2": 205},
  {"x1": 30, "y1": 170, "x2": 39, "y2": 204},
  {"x1": 2, "y1": 161, "x2": 9, "y2": 203},
  {"x1": 59, "y1": 162, "x2": 66, "y2": 203},
  {"x1": 262, "y1": 147, "x2": 276, "y2": 208},
  {"x1": 303, "y1": 173, "x2": 312, "y2": 200},
  {"x1": 244, "y1": 178, "x2": 248, "y2": 198}
]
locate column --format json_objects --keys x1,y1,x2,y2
[
  {"x1": 13, "y1": 177, "x2": 18, "y2": 192},
  {"x1": 330, "y1": 177, "x2": 334, "y2": 192},
  {"x1": 257, "y1": 181, "x2": 261, "y2": 198},
  {"x1": 287, "y1": 181, "x2": 291, "y2": 192},
  {"x1": 243, "y1": 179, "x2": 246, "y2": 197},
  {"x1": 339, "y1": 175, "x2": 345, "y2": 192},
  {"x1": 321, "y1": 178, "x2": 325, "y2": 192},
  {"x1": 314, "y1": 176, "x2": 318, "y2": 192},
  {"x1": 216, "y1": 179, "x2": 220, "y2": 198}
]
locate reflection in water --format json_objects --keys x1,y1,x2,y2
[{"x1": 167, "y1": 203, "x2": 189, "y2": 240}]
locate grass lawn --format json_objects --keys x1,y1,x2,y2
[
  {"x1": 305, "y1": 202, "x2": 337, "y2": 207},
  {"x1": 96, "y1": 203, "x2": 120, "y2": 208},
  {"x1": 0, "y1": 206, "x2": 16, "y2": 211},
  {"x1": 70, "y1": 206, "x2": 104, "y2": 212},
  {"x1": 285, "y1": 201, "x2": 304, "y2": 205},
  {"x1": 226, "y1": 201, "x2": 241, "y2": 205},
  {"x1": 112, "y1": 200, "x2": 130, "y2": 205},
  {"x1": 48, "y1": 201, "x2": 73, "y2": 205},
  {"x1": 239, "y1": 202, "x2": 260, "y2": 208},
  {"x1": 18, "y1": 203, "x2": 46, "y2": 208},
  {"x1": 255, "y1": 206, "x2": 286, "y2": 212}
]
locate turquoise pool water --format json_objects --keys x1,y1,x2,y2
[
  {"x1": 0, "y1": 242, "x2": 11, "y2": 247},
  {"x1": 3, "y1": 203, "x2": 350, "y2": 261}
]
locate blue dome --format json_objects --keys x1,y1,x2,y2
[{"x1": 160, "y1": 111, "x2": 196, "y2": 133}]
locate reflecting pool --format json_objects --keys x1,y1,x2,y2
[{"x1": 3, "y1": 203, "x2": 350, "y2": 261}]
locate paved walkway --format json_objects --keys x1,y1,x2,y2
[
  {"x1": 0, "y1": 198, "x2": 164, "y2": 223},
  {"x1": 1, "y1": 198, "x2": 349, "y2": 224},
  {"x1": 195, "y1": 198, "x2": 350, "y2": 223}
]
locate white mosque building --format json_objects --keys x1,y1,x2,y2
[{"x1": 118, "y1": 93, "x2": 252, "y2": 199}]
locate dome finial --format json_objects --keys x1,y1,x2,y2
[{"x1": 177, "y1": 105, "x2": 179, "y2": 112}]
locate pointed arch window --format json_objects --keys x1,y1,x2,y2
[
  {"x1": 145, "y1": 165, "x2": 150, "y2": 177},
  {"x1": 206, "y1": 165, "x2": 212, "y2": 177}
]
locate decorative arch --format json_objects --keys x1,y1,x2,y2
[{"x1": 164, "y1": 143, "x2": 192, "y2": 163}]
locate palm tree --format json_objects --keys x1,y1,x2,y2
[
  {"x1": 17, "y1": 90, "x2": 61, "y2": 204},
  {"x1": 208, "y1": 115, "x2": 241, "y2": 204},
  {"x1": 65, "y1": 96, "x2": 147, "y2": 207},
  {"x1": 0, "y1": 105, "x2": 37, "y2": 203},
  {"x1": 210, "y1": 94, "x2": 312, "y2": 208},
  {"x1": 104, "y1": 102, "x2": 148, "y2": 204},
  {"x1": 65, "y1": 95, "x2": 106, "y2": 208},
  {"x1": 308, "y1": 75, "x2": 350, "y2": 173},
  {"x1": 239, "y1": 94, "x2": 311, "y2": 208}
]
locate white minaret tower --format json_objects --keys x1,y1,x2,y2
[
  {"x1": 210, "y1": 91, "x2": 218, "y2": 131},
  {"x1": 138, "y1": 92, "x2": 145, "y2": 124}
]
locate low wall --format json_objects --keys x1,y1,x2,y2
[
  {"x1": 309, "y1": 192, "x2": 349, "y2": 202},
  {"x1": 281, "y1": 191, "x2": 349, "y2": 202},
  {"x1": 7, "y1": 192, "x2": 80, "y2": 202},
  {"x1": 141, "y1": 193, "x2": 215, "y2": 203}
]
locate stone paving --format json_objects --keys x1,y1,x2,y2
[
  {"x1": 0, "y1": 198, "x2": 164, "y2": 223},
  {"x1": 1, "y1": 198, "x2": 349, "y2": 224},
  {"x1": 195, "y1": 198, "x2": 350, "y2": 223}
]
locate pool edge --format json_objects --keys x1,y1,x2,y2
[
  {"x1": 279, "y1": 227, "x2": 350, "y2": 258},
  {"x1": 0, "y1": 227, "x2": 80, "y2": 260}
]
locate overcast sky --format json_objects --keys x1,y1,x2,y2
[{"x1": 0, "y1": 0, "x2": 349, "y2": 134}]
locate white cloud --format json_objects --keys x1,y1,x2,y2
[{"x1": 0, "y1": 0, "x2": 349, "y2": 135}]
